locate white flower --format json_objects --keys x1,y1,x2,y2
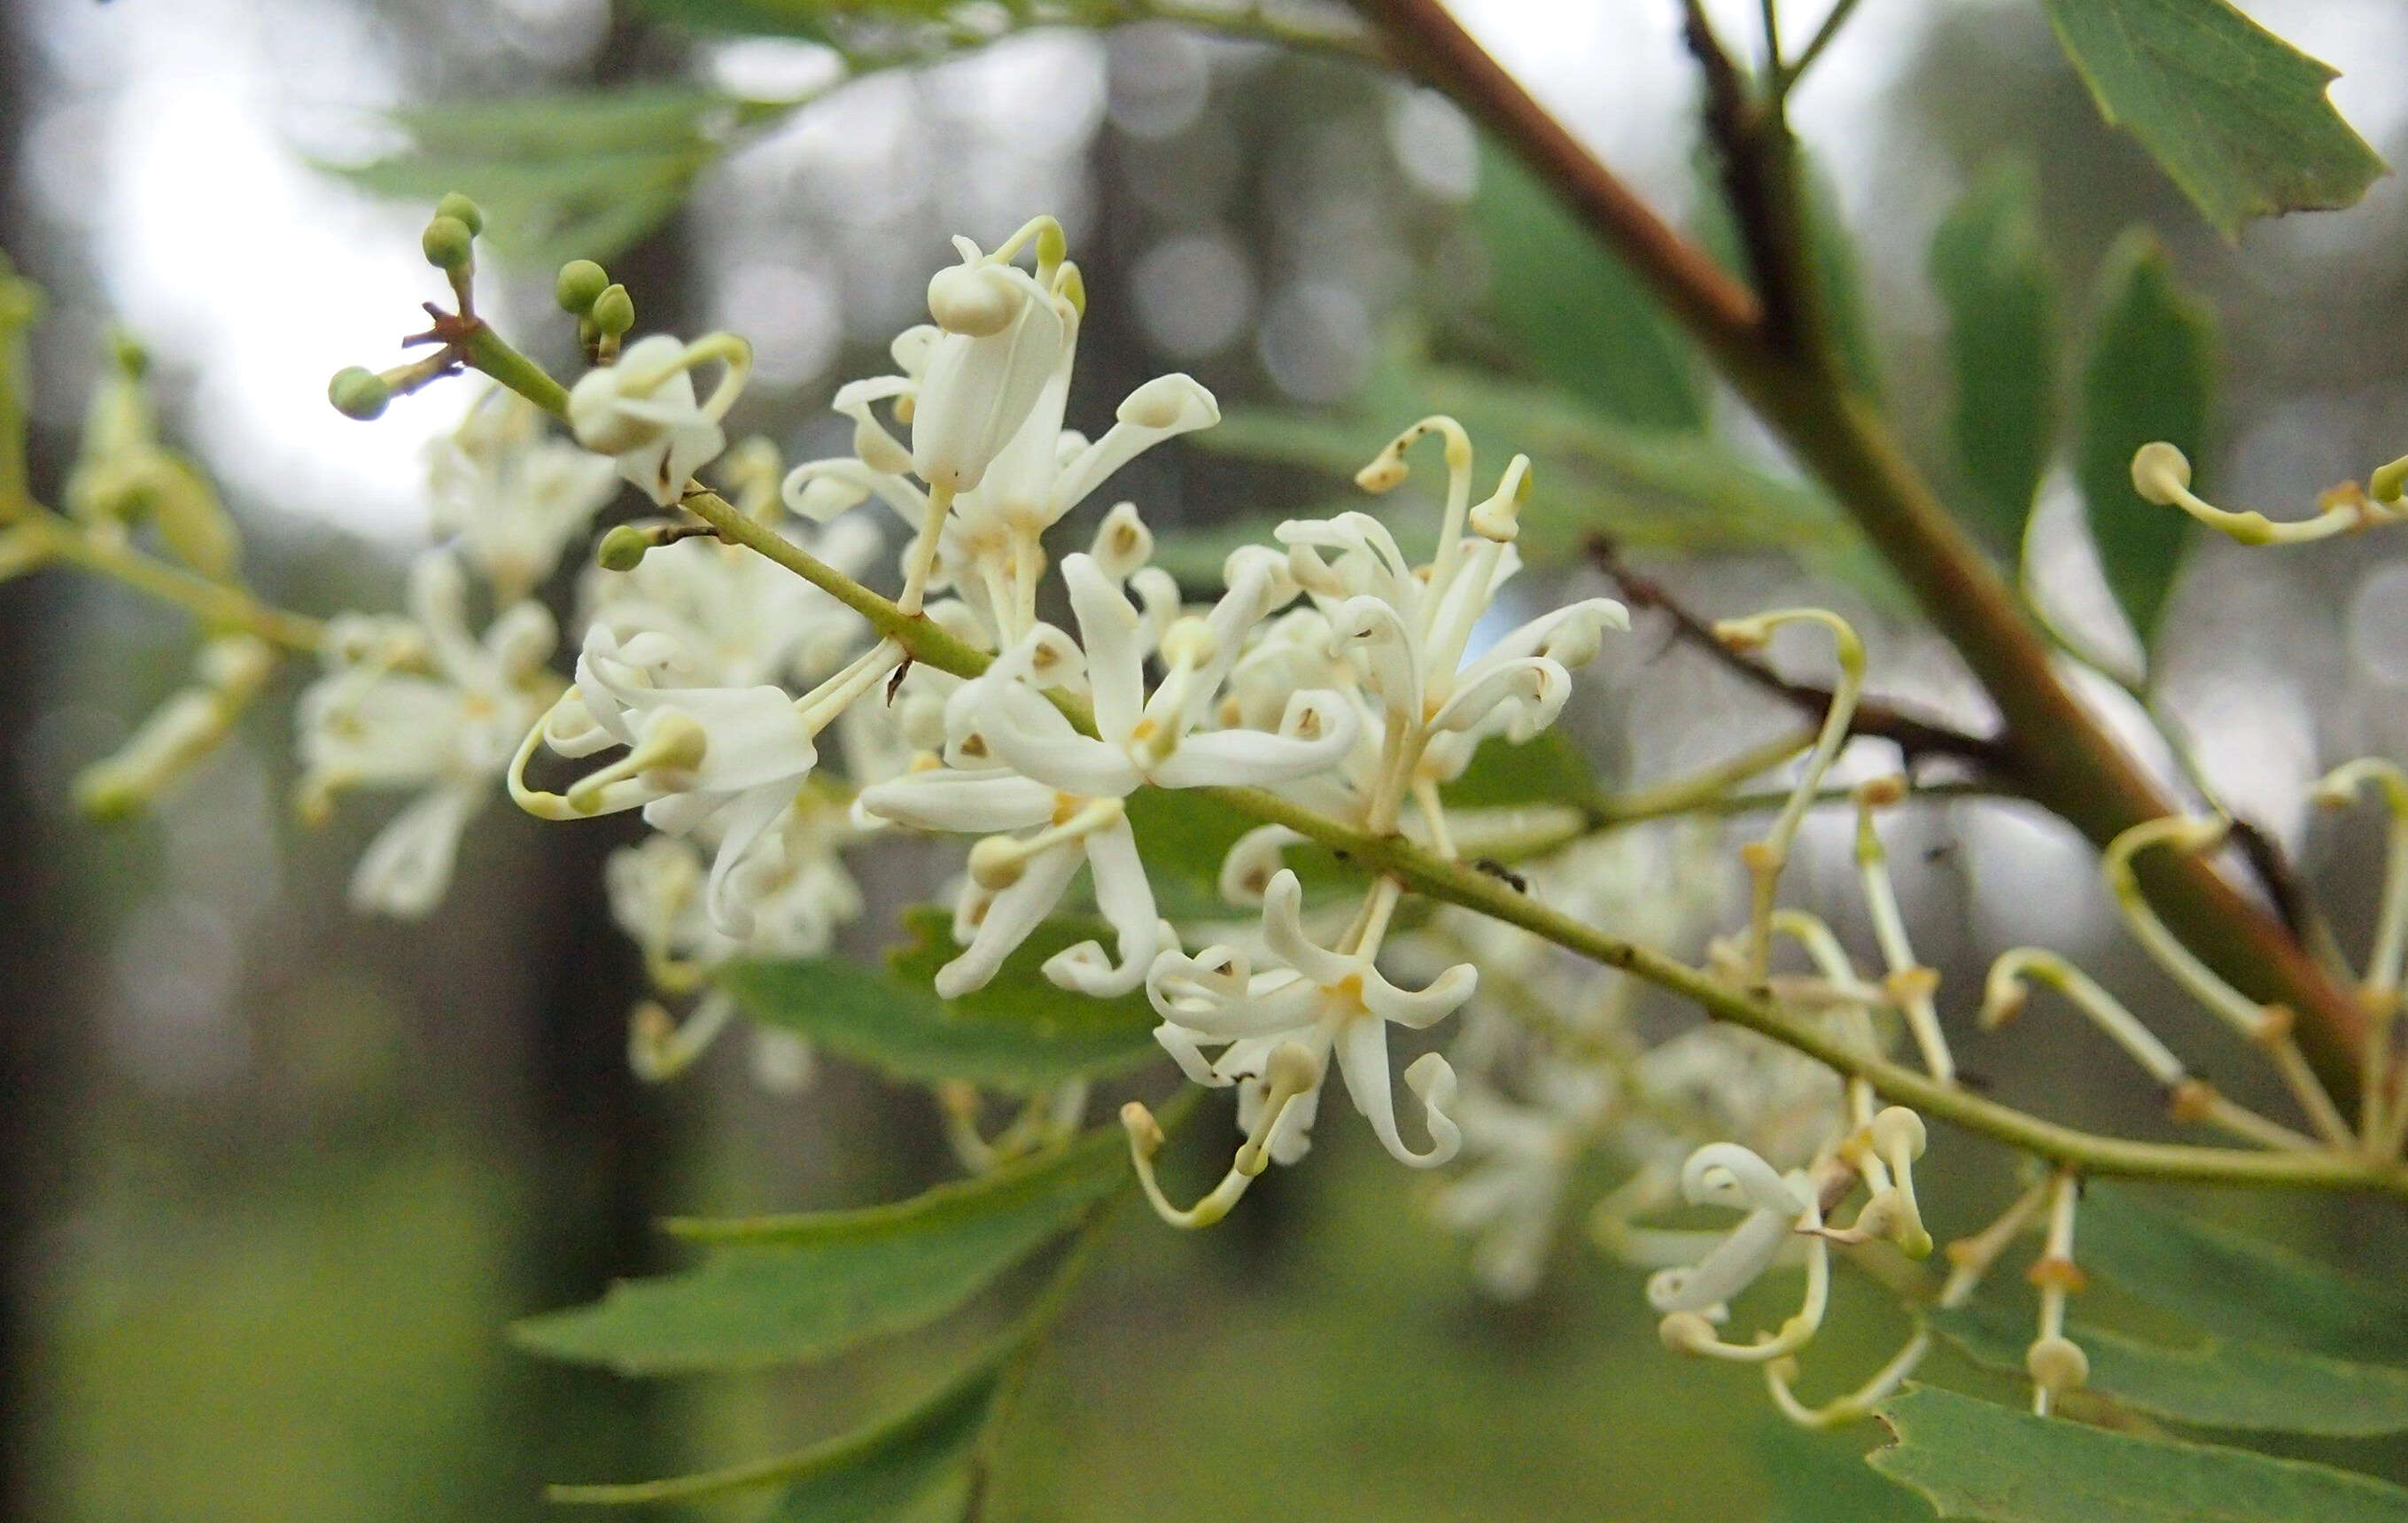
[
  {"x1": 431, "y1": 386, "x2": 618, "y2": 598},
  {"x1": 567, "y1": 332, "x2": 750, "y2": 506},
  {"x1": 74, "y1": 633, "x2": 274, "y2": 817},
  {"x1": 585, "y1": 510, "x2": 879, "y2": 691},
  {"x1": 1147, "y1": 868, "x2": 1473, "y2": 1169},
  {"x1": 783, "y1": 235, "x2": 1218, "y2": 643},
  {"x1": 912, "y1": 235, "x2": 1074, "y2": 494},
  {"x1": 605, "y1": 795, "x2": 864, "y2": 1082},
  {"x1": 1427, "y1": 1061, "x2": 1612, "y2": 1299},
  {"x1": 521, "y1": 626, "x2": 898, "y2": 936},
  {"x1": 857, "y1": 548, "x2": 1348, "y2": 998},
  {"x1": 298, "y1": 550, "x2": 555, "y2": 917},
  {"x1": 1645, "y1": 1141, "x2": 1830, "y2": 1364}
]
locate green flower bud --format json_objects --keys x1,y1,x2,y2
[
  {"x1": 109, "y1": 329, "x2": 151, "y2": 379},
  {"x1": 433, "y1": 191, "x2": 485, "y2": 237},
  {"x1": 591, "y1": 283, "x2": 635, "y2": 338},
  {"x1": 421, "y1": 215, "x2": 475, "y2": 272},
  {"x1": 595, "y1": 523, "x2": 651, "y2": 571},
  {"x1": 555, "y1": 259, "x2": 610, "y2": 315},
  {"x1": 328, "y1": 366, "x2": 391, "y2": 421}
]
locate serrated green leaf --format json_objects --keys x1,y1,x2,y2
[
  {"x1": 550, "y1": 1348, "x2": 1000, "y2": 1510},
  {"x1": 2036, "y1": 0, "x2": 2385, "y2": 239},
  {"x1": 1934, "y1": 1298, "x2": 2408, "y2": 1436},
  {"x1": 1929, "y1": 163, "x2": 2056, "y2": 556},
  {"x1": 1472, "y1": 136, "x2": 1703, "y2": 431},
  {"x1": 322, "y1": 89, "x2": 788, "y2": 268},
  {"x1": 1869, "y1": 1384, "x2": 2408, "y2": 1522},
  {"x1": 510, "y1": 1128, "x2": 1126, "y2": 1374},
  {"x1": 2078, "y1": 1185, "x2": 2408, "y2": 1362},
  {"x1": 2076, "y1": 230, "x2": 2213, "y2": 650},
  {"x1": 723, "y1": 909, "x2": 1163, "y2": 1090},
  {"x1": 1756, "y1": 1416, "x2": 1937, "y2": 1523}
]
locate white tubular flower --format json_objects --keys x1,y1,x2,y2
[
  {"x1": 298, "y1": 550, "x2": 556, "y2": 918},
  {"x1": 966, "y1": 551, "x2": 1346, "y2": 797},
  {"x1": 781, "y1": 225, "x2": 1216, "y2": 642},
  {"x1": 860, "y1": 763, "x2": 1163, "y2": 999},
  {"x1": 1647, "y1": 1142, "x2": 1830, "y2": 1364},
  {"x1": 430, "y1": 386, "x2": 618, "y2": 598},
  {"x1": 1274, "y1": 421, "x2": 1626, "y2": 843},
  {"x1": 568, "y1": 332, "x2": 750, "y2": 507},
  {"x1": 913, "y1": 235, "x2": 1072, "y2": 494},
  {"x1": 1147, "y1": 869, "x2": 1472, "y2": 1170},
  {"x1": 606, "y1": 795, "x2": 863, "y2": 1083},
  {"x1": 586, "y1": 509, "x2": 879, "y2": 691},
  {"x1": 517, "y1": 626, "x2": 900, "y2": 936},
  {"x1": 1427, "y1": 1064, "x2": 1611, "y2": 1299}
]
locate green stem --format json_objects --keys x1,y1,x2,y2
[
  {"x1": 462, "y1": 326, "x2": 2408, "y2": 1199},
  {"x1": 17, "y1": 509, "x2": 325, "y2": 650}
]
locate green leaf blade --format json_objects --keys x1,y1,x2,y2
[
  {"x1": 1870, "y1": 1385, "x2": 2408, "y2": 1522},
  {"x1": 2078, "y1": 1185, "x2": 2408, "y2": 1362},
  {"x1": 723, "y1": 909, "x2": 1165, "y2": 1091},
  {"x1": 2037, "y1": 0, "x2": 2386, "y2": 238},
  {"x1": 1933, "y1": 1301, "x2": 2408, "y2": 1437},
  {"x1": 1929, "y1": 162, "x2": 2056, "y2": 556},
  {"x1": 2076, "y1": 230, "x2": 2215, "y2": 650},
  {"x1": 1472, "y1": 137, "x2": 1705, "y2": 431},
  {"x1": 510, "y1": 1129, "x2": 1126, "y2": 1375}
]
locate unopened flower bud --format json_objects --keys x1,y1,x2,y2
[
  {"x1": 2026, "y1": 1334, "x2": 2089, "y2": 1394},
  {"x1": 595, "y1": 524, "x2": 652, "y2": 572},
  {"x1": 433, "y1": 191, "x2": 485, "y2": 237},
  {"x1": 328, "y1": 367, "x2": 391, "y2": 421},
  {"x1": 421, "y1": 214, "x2": 475, "y2": 272},
  {"x1": 555, "y1": 259, "x2": 610, "y2": 315},
  {"x1": 590, "y1": 284, "x2": 635, "y2": 338}
]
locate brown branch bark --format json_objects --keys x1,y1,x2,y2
[{"x1": 1353, "y1": 0, "x2": 2370, "y2": 1100}]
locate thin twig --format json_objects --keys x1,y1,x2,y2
[{"x1": 1589, "y1": 538, "x2": 2011, "y2": 776}]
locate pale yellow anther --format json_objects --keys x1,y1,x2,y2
[{"x1": 1158, "y1": 616, "x2": 1216, "y2": 671}]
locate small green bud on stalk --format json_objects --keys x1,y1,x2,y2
[
  {"x1": 555, "y1": 260, "x2": 610, "y2": 315},
  {"x1": 433, "y1": 191, "x2": 485, "y2": 237},
  {"x1": 595, "y1": 523, "x2": 652, "y2": 571},
  {"x1": 327, "y1": 366, "x2": 392, "y2": 421},
  {"x1": 590, "y1": 284, "x2": 635, "y2": 338},
  {"x1": 421, "y1": 215, "x2": 475, "y2": 273}
]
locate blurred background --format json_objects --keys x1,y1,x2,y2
[{"x1": 4, "y1": 1, "x2": 2408, "y2": 1519}]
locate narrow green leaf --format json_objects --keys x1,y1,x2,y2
[
  {"x1": 1870, "y1": 1384, "x2": 2408, "y2": 1522},
  {"x1": 1934, "y1": 1299, "x2": 2408, "y2": 1436},
  {"x1": 723, "y1": 909, "x2": 1164, "y2": 1090},
  {"x1": 1472, "y1": 136, "x2": 1704, "y2": 431},
  {"x1": 666, "y1": 1119, "x2": 1132, "y2": 1247},
  {"x1": 549, "y1": 1351, "x2": 1000, "y2": 1507},
  {"x1": 1929, "y1": 163, "x2": 2056, "y2": 556},
  {"x1": 322, "y1": 89, "x2": 788, "y2": 267},
  {"x1": 509, "y1": 1128, "x2": 1126, "y2": 1374},
  {"x1": 1439, "y1": 731, "x2": 1602, "y2": 814},
  {"x1": 2035, "y1": 0, "x2": 2385, "y2": 239},
  {"x1": 1195, "y1": 338, "x2": 1891, "y2": 596},
  {"x1": 2079, "y1": 1185, "x2": 2408, "y2": 1362},
  {"x1": 2075, "y1": 230, "x2": 2214, "y2": 650},
  {"x1": 1122, "y1": 788, "x2": 1370, "y2": 922}
]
